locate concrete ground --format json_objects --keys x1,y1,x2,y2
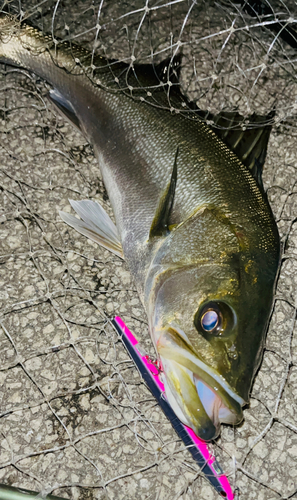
[{"x1": 0, "y1": 1, "x2": 297, "y2": 499}]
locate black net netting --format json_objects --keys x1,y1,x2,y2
[{"x1": 0, "y1": 1, "x2": 297, "y2": 499}]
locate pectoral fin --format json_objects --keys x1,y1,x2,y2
[
  {"x1": 60, "y1": 199, "x2": 124, "y2": 258},
  {"x1": 149, "y1": 147, "x2": 178, "y2": 238}
]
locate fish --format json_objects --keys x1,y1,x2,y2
[{"x1": 0, "y1": 13, "x2": 280, "y2": 440}]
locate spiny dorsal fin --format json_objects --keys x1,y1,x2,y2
[
  {"x1": 238, "y1": 0, "x2": 297, "y2": 50},
  {"x1": 196, "y1": 108, "x2": 274, "y2": 189},
  {"x1": 60, "y1": 199, "x2": 124, "y2": 259},
  {"x1": 149, "y1": 147, "x2": 178, "y2": 238}
]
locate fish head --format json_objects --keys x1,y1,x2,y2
[{"x1": 149, "y1": 248, "x2": 278, "y2": 441}]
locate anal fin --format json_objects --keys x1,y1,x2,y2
[
  {"x1": 48, "y1": 89, "x2": 82, "y2": 132},
  {"x1": 60, "y1": 199, "x2": 124, "y2": 259}
]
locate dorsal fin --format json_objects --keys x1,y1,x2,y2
[
  {"x1": 154, "y1": 54, "x2": 182, "y2": 85},
  {"x1": 131, "y1": 53, "x2": 182, "y2": 91},
  {"x1": 195, "y1": 108, "x2": 274, "y2": 188},
  {"x1": 238, "y1": 0, "x2": 297, "y2": 50},
  {"x1": 149, "y1": 147, "x2": 178, "y2": 238}
]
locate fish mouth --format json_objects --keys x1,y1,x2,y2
[{"x1": 156, "y1": 325, "x2": 245, "y2": 441}]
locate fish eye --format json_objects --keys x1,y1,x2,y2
[
  {"x1": 201, "y1": 310, "x2": 219, "y2": 332},
  {"x1": 194, "y1": 301, "x2": 235, "y2": 337}
]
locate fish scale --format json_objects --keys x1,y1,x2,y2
[{"x1": 0, "y1": 13, "x2": 280, "y2": 440}]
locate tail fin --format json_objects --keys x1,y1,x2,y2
[{"x1": 0, "y1": 13, "x2": 22, "y2": 63}]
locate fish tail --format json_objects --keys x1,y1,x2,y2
[
  {"x1": 0, "y1": 13, "x2": 19, "y2": 59},
  {"x1": 0, "y1": 12, "x2": 18, "y2": 32},
  {"x1": 0, "y1": 12, "x2": 92, "y2": 81},
  {"x1": 1, "y1": 12, "x2": 58, "y2": 65}
]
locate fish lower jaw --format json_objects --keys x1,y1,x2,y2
[
  {"x1": 193, "y1": 374, "x2": 239, "y2": 427},
  {"x1": 161, "y1": 357, "x2": 241, "y2": 440}
]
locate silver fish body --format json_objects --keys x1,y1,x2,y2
[{"x1": 0, "y1": 14, "x2": 280, "y2": 440}]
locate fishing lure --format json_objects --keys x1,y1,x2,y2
[{"x1": 112, "y1": 316, "x2": 234, "y2": 499}]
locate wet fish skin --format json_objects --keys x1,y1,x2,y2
[{"x1": 0, "y1": 14, "x2": 280, "y2": 439}]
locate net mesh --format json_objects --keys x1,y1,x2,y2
[{"x1": 0, "y1": 1, "x2": 297, "y2": 499}]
